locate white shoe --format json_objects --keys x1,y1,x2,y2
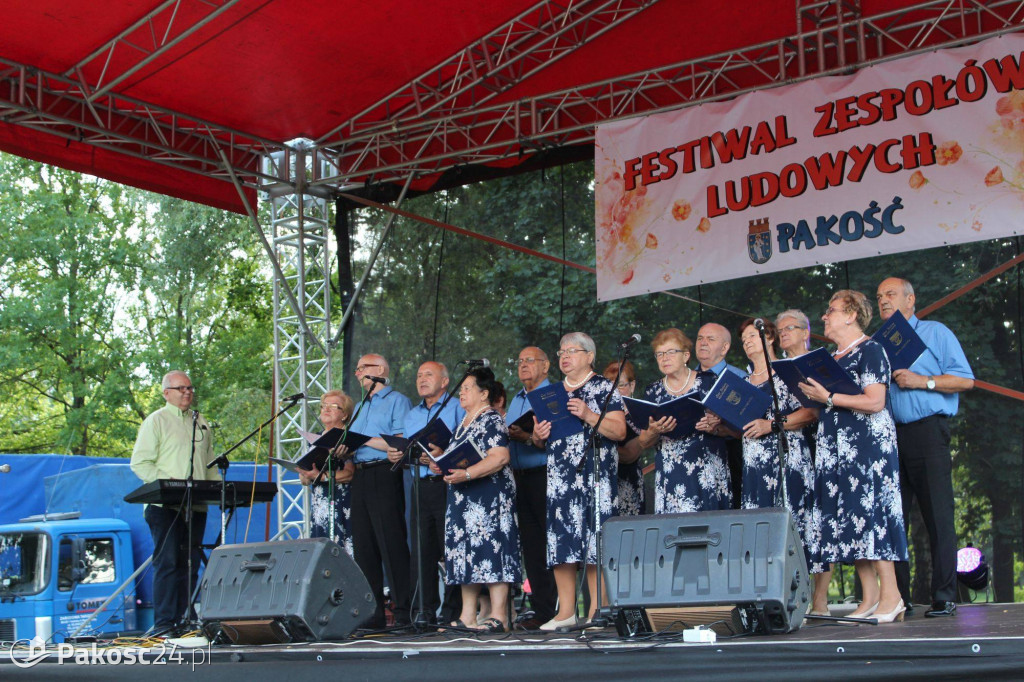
[{"x1": 539, "y1": 614, "x2": 578, "y2": 631}]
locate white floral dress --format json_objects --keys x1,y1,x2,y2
[
  {"x1": 545, "y1": 375, "x2": 622, "y2": 566},
  {"x1": 444, "y1": 410, "x2": 522, "y2": 585},
  {"x1": 807, "y1": 340, "x2": 908, "y2": 572}
]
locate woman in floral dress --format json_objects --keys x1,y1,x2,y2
[
  {"x1": 531, "y1": 332, "x2": 626, "y2": 631},
  {"x1": 731, "y1": 318, "x2": 816, "y2": 563},
  {"x1": 634, "y1": 328, "x2": 731, "y2": 513},
  {"x1": 298, "y1": 390, "x2": 356, "y2": 557},
  {"x1": 430, "y1": 366, "x2": 520, "y2": 633},
  {"x1": 799, "y1": 290, "x2": 908, "y2": 623},
  {"x1": 603, "y1": 360, "x2": 645, "y2": 516}
]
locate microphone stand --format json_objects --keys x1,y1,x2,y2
[
  {"x1": 754, "y1": 323, "x2": 789, "y2": 509},
  {"x1": 208, "y1": 395, "x2": 303, "y2": 543},
  {"x1": 180, "y1": 410, "x2": 200, "y2": 631},
  {"x1": 566, "y1": 345, "x2": 634, "y2": 633}
]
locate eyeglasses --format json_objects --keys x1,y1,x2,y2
[
  {"x1": 556, "y1": 348, "x2": 590, "y2": 358},
  {"x1": 654, "y1": 349, "x2": 686, "y2": 359},
  {"x1": 778, "y1": 324, "x2": 806, "y2": 332},
  {"x1": 517, "y1": 357, "x2": 545, "y2": 366},
  {"x1": 166, "y1": 385, "x2": 195, "y2": 393},
  {"x1": 354, "y1": 363, "x2": 380, "y2": 373},
  {"x1": 617, "y1": 380, "x2": 635, "y2": 388},
  {"x1": 320, "y1": 404, "x2": 345, "y2": 411},
  {"x1": 823, "y1": 307, "x2": 848, "y2": 317}
]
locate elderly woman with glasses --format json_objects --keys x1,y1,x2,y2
[
  {"x1": 298, "y1": 390, "x2": 357, "y2": 556},
  {"x1": 532, "y1": 332, "x2": 626, "y2": 630},
  {"x1": 603, "y1": 360, "x2": 644, "y2": 516},
  {"x1": 633, "y1": 328, "x2": 731, "y2": 513},
  {"x1": 798, "y1": 290, "x2": 908, "y2": 623},
  {"x1": 426, "y1": 366, "x2": 520, "y2": 633}
]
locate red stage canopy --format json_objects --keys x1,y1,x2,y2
[{"x1": 1, "y1": 1, "x2": 1019, "y2": 212}]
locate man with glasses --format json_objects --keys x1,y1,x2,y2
[
  {"x1": 130, "y1": 371, "x2": 219, "y2": 636},
  {"x1": 877, "y1": 277, "x2": 974, "y2": 618},
  {"x1": 386, "y1": 361, "x2": 463, "y2": 627},
  {"x1": 504, "y1": 346, "x2": 558, "y2": 629},
  {"x1": 348, "y1": 354, "x2": 413, "y2": 629}
]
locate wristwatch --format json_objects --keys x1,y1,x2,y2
[
  {"x1": 465, "y1": 470, "x2": 472, "y2": 481},
  {"x1": 825, "y1": 393, "x2": 835, "y2": 410},
  {"x1": 926, "y1": 376, "x2": 936, "y2": 390}
]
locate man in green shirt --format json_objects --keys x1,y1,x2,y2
[{"x1": 131, "y1": 371, "x2": 220, "y2": 634}]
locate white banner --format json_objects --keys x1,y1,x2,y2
[{"x1": 595, "y1": 34, "x2": 1024, "y2": 301}]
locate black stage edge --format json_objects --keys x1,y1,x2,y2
[{"x1": 5, "y1": 603, "x2": 1023, "y2": 680}]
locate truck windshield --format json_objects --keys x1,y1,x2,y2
[{"x1": 0, "y1": 532, "x2": 51, "y2": 596}]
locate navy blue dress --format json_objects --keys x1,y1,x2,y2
[
  {"x1": 546, "y1": 374, "x2": 622, "y2": 567},
  {"x1": 740, "y1": 374, "x2": 815, "y2": 564},
  {"x1": 616, "y1": 434, "x2": 645, "y2": 516},
  {"x1": 808, "y1": 340, "x2": 908, "y2": 572},
  {"x1": 642, "y1": 373, "x2": 731, "y2": 513},
  {"x1": 310, "y1": 478, "x2": 353, "y2": 557},
  {"x1": 444, "y1": 409, "x2": 522, "y2": 585}
]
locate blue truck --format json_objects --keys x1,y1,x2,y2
[
  {"x1": 0, "y1": 513, "x2": 146, "y2": 642},
  {"x1": 0, "y1": 456, "x2": 283, "y2": 644}
]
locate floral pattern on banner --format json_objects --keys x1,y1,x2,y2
[
  {"x1": 444, "y1": 410, "x2": 521, "y2": 585},
  {"x1": 545, "y1": 375, "x2": 622, "y2": 566},
  {"x1": 638, "y1": 372, "x2": 732, "y2": 514},
  {"x1": 740, "y1": 374, "x2": 816, "y2": 568},
  {"x1": 807, "y1": 340, "x2": 908, "y2": 573}
]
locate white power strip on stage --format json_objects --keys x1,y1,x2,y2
[{"x1": 683, "y1": 627, "x2": 717, "y2": 643}]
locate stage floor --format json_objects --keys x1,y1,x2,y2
[{"x1": 5, "y1": 602, "x2": 1024, "y2": 680}]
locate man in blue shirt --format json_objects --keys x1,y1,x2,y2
[
  {"x1": 505, "y1": 346, "x2": 558, "y2": 629},
  {"x1": 695, "y1": 323, "x2": 744, "y2": 508},
  {"x1": 386, "y1": 361, "x2": 464, "y2": 627},
  {"x1": 877, "y1": 278, "x2": 974, "y2": 618},
  {"x1": 349, "y1": 353, "x2": 412, "y2": 628}
]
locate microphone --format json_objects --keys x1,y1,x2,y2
[
  {"x1": 753, "y1": 318, "x2": 765, "y2": 330},
  {"x1": 367, "y1": 376, "x2": 391, "y2": 385},
  {"x1": 463, "y1": 358, "x2": 490, "y2": 368},
  {"x1": 619, "y1": 333, "x2": 642, "y2": 348},
  {"x1": 283, "y1": 392, "x2": 305, "y2": 402},
  {"x1": 192, "y1": 409, "x2": 199, "y2": 422},
  {"x1": 0, "y1": 464, "x2": 10, "y2": 473}
]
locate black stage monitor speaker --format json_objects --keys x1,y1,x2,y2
[
  {"x1": 200, "y1": 537, "x2": 374, "y2": 644},
  {"x1": 603, "y1": 508, "x2": 811, "y2": 635}
]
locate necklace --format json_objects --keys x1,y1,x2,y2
[
  {"x1": 664, "y1": 367, "x2": 692, "y2": 394},
  {"x1": 748, "y1": 367, "x2": 768, "y2": 382},
  {"x1": 455, "y1": 405, "x2": 490, "y2": 439},
  {"x1": 833, "y1": 334, "x2": 867, "y2": 358},
  {"x1": 564, "y1": 370, "x2": 594, "y2": 390}
]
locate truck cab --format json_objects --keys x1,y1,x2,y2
[{"x1": 0, "y1": 513, "x2": 138, "y2": 642}]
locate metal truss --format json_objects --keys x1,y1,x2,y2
[
  {"x1": 0, "y1": 55, "x2": 281, "y2": 190},
  {"x1": 66, "y1": 0, "x2": 243, "y2": 103},
  {"x1": 266, "y1": 142, "x2": 334, "y2": 539},
  {"x1": 316, "y1": 0, "x2": 659, "y2": 144},
  {"x1": 310, "y1": 0, "x2": 1024, "y2": 189}
]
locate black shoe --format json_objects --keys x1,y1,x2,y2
[{"x1": 925, "y1": 601, "x2": 957, "y2": 617}]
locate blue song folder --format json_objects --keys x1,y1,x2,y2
[
  {"x1": 771, "y1": 347, "x2": 863, "y2": 407},
  {"x1": 431, "y1": 439, "x2": 484, "y2": 473},
  {"x1": 526, "y1": 382, "x2": 585, "y2": 443},
  {"x1": 871, "y1": 309, "x2": 926, "y2": 371},
  {"x1": 270, "y1": 428, "x2": 371, "y2": 473},
  {"x1": 623, "y1": 393, "x2": 705, "y2": 438},
  {"x1": 699, "y1": 371, "x2": 772, "y2": 432}
]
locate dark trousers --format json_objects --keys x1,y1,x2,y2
[
  {"x1": 514, "y1": 467, "x2": 557, "y2": 622},
  {"x1": 895, "y1": 416, "x2": 958, "y2": 604},
  {"x1": 144, "y1": 505, "x2": 206, "y2": 627},
  {"x1": 351, "y1": 463, "x2": 412, "y2": 625},
  {"x1": 409, "y1": 476, "x2": 461, "y2": 623}
]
